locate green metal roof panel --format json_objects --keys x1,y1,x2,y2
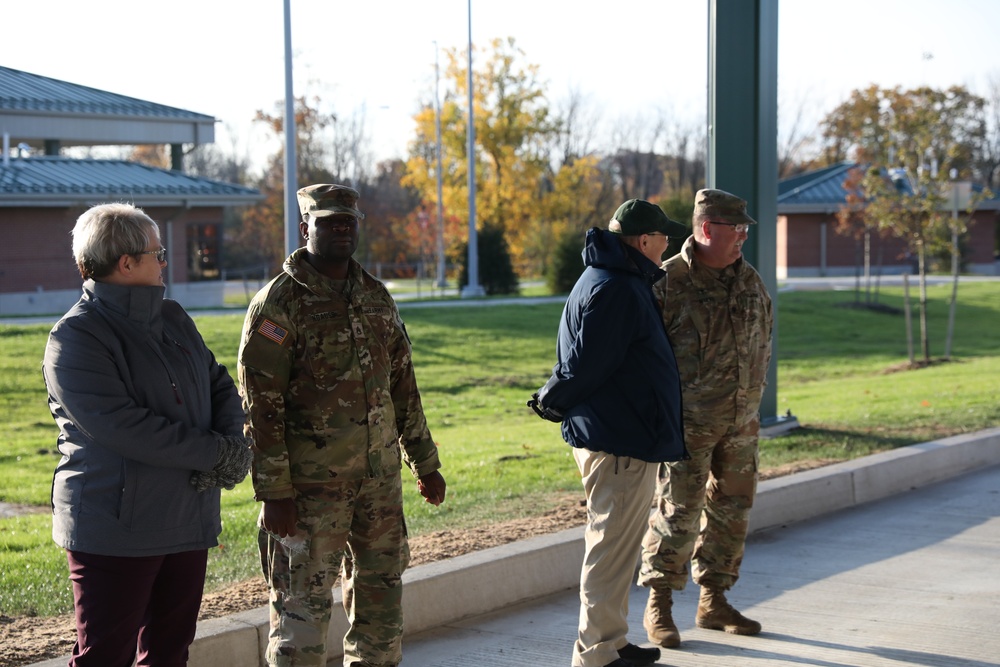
[
  {"x1": 0, "y1": 66, "x2": 214, "y2": 121},
  {"x1": 0, "y1": 157, "x2": 261, "y2": 206},
  {"x1": 778, "y1": 162, "x2": 856, "y2": 206},
  {"x1": 778, "y1": 161, "x2": 1000, "y2": 212}
]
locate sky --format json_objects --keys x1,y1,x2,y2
[{"x1": 4, "y1": 0, "x2": 1000, "y2": 171}]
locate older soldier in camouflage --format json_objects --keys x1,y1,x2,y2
[
  {"x1": 238, "y1": 184, "x2": 446, "y2": 667},
  {"x1": 638, "y1": 188, "x2": 774, "y2": 649}
]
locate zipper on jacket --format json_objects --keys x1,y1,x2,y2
[
  {"x1": 171, "y1": 337, "x2": 191, "y2": 356},
  {"x1": 148, "y1": 333, "x2": 186, "y2": 406}
]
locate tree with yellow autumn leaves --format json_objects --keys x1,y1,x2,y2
[{"x1": 403, "y1": 37, "x2": 619, "y2": 278}]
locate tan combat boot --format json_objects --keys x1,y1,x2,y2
[
  {"x1": 695, "y1": 586, "x2": 762, "y2": 635},
  {"x1": 643, "y1": 586, "x2": 681, "y2": 648}
]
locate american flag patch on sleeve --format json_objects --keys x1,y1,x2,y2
[{"x1": 257, "y1": 319, "x2": 289, "y2": 345}]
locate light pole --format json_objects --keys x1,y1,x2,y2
[
  {"x1": 944, "y1": 168, "x2": 960, "y2": 359},
  {"x1": 433, "y1": 42, "x2": 447, "y2": 289},
  {"x1": 282, "y1": 0, "x2": 299, "y2": 257},
  {"x1": 949, "y1": 168, "x2": 960, "y2": 275},
  {"x1": 461, "y1": 0, "x2": 485, "y2": 297}
]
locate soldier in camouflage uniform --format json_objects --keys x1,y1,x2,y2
[
  {"x1": 238, "y1": 184, "x2": 447, "y2": 667},
  {"x1": 637, "y1": 188, "x2": 774, "y2": 649}
]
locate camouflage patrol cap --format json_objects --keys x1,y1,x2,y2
[
  {"x1": 297, "y1": 183, "x2": 366, "y2": 220},
  {"x1": 608, "y1": 199, "x2": 688, "y2": 237},
  {"x1": 694, "y1": 188, "x2": 757, "y2": 225}
]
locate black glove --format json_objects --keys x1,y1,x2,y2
[
  {"x1": 190, "y1": 434, "x2": 253, "y2": 492},
  {"x1": 527, "y1": 392, "x2": 564, "y2": 423}
]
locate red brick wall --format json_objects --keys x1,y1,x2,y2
[
  {"x1": 2, "y1": 208, "x2": 82, "y2": 292},
  {"x1": 965, "y1": 211, "x2": 997, "y2": 264},
  {"x1": 1, "y1": 206, "x2": 225, "y2": 293},
  {"x1": 776, "y1": 215, "x2": 788, "y2": 270},
  {"x1": 780, "y1": 210, "x2": 998, "y2": 275}
]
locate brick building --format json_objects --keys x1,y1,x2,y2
[
  {"x1": 777, "y1": 162, "x2": 999, "y2": 278},
  {"x1": 0, "y1": 66, "x2": 261, "y2": 315}
]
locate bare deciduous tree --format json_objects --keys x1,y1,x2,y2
[
  {"x1": 977, "y1": 74, "x2": 1000, "y2": 191},
  {"x1": 606, "y1": 110, "x2": 668, "y2": 201},
  {"x1": 778, "y1": 88, "x2": 821, "y2": 177}
]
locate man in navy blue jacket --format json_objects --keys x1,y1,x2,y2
[{"x1": 535, "y1": 199, "x2": 687, "y2": 667}]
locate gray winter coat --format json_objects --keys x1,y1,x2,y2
[{"x1": 42, "y1": 280, "x2": 245, "y2": 556}]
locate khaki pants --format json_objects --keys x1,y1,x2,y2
[{"x1": 572, "y1": 448, "x2": 658, "y2": 667}]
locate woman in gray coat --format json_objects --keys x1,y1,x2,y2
[{"x1": 42, "y1": 203, "x2": 252, "y2": 667}]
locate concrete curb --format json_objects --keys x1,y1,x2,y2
[
  {"x1": 31, "y1": 426, "x2": 1000, "y2": 667},
  {"x1": 747, "y1": 426, "x2": 1000, "y2": 533}
]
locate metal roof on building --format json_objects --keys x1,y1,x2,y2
[
  {"x1": 0, "y1": 156, "x2": 261, "y2": 207},
  {"x1": 778, "y1": 161, "x2": 1000, "y2": 213},
  {"x1": 0, "y1": 66, "x2": 216, "y2": 148},
  {"x1": 777, "y1": 161, "x2": 857, "y2": 213},
  {"x1": 0, "y1": 66, "x2": 213, "y2": 120}
]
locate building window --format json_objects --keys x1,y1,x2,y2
[{"x1": 188, "y1": 223, "x2": 221, "y2": 281}]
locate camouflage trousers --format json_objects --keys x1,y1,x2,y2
[
  {"x1": 259, "y1": 472, "x2": 410, "y2": 667},
  {"x1": 638, "y1": 414, "x2": 759, "y2": 591}
]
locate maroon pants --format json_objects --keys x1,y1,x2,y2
[{"x1": 66, "y1": 549, "x2": 208, "y2": 667}]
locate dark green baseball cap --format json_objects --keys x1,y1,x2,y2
[{"x1": 608, "y1": 199, "x2": 687, "y2": 237}]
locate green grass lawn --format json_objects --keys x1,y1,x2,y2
[{"x1": 1, "y1": 281, "x2": 997, "y2": 617}]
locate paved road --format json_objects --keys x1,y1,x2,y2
[
  {"x1": 397, "y1": 464, "x2": 1000, "y2": 667},
  {"x1": 779, "y1": 274, "x2": 1000, "y2": 292},
  {"x1": 5, "y1": 275, "x2": 998, "y2": 327}
]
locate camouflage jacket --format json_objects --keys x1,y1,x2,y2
[
  {"x1": 653, "y1": 237, "x2": 773, "y2": 425},
  {"x1": 238, "y1": 250, "x2": 441, "y2": 501}
]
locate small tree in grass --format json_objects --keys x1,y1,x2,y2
[
  {"x1": 458, "y1": 222, "x2": 519, "y2": 296},
  {"x1": 546, "y1": 228, "x2": 585, "y2": 294},
  {"x1": 823, "y1": 84, "x2": 988, "y2": 366}
]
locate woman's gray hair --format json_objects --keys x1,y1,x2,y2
[{"x1": 71, "y1": 203, "x2": 160, "y2": 279}]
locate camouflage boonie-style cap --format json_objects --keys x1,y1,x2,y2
[
  {"x1": 694, "y1": 189, "x2": 757, "y2": 225},
  {"x1": 296, "y1": 183, "x2": 366, "y2": 220}
]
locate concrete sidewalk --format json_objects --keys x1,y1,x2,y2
[
  {"x1": 30, "y1": 427, "x2": 1000, "y2": 667},
  {"x1": 400, "y1": 457, "x2": 1000, "y2": 666}
]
